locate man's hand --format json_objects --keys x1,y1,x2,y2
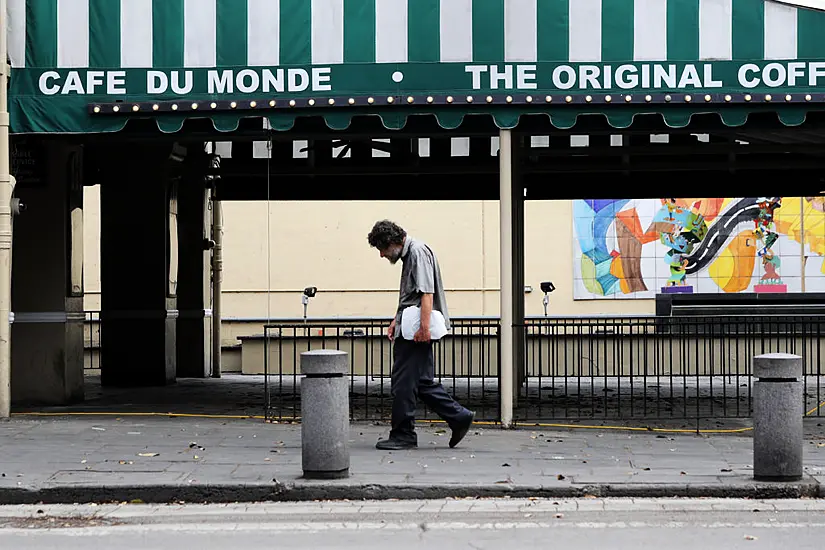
[
  {"x1": 414, "y1": 293, "x2": 434, "y2": 343},
  {"x1": 413, "y1": 324, "x2": 431, "y2": 343},
  {"x1": 387, "y1": 318, "x2": 396, "y2": 341}
]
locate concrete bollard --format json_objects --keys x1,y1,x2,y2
[
  {"x1": 753, "y1": 352, "x2": 803, "y2": 482},
  {"x1": 300, "y1": 349, "x2": 350, "y2": 479}
]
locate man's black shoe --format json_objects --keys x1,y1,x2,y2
[
  {"x1": 376, "y1": 438, "x2": 417, "y2": 450},
  {"x1": 449, "y1": 411, "x2": 475, "y2": 448}
]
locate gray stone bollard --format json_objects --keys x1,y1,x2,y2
[
  {"x1": 753, "y1": 352, "x2": 803, "y2": 482},
  {"x1": 300, "y1": 349, "x2": 350, "y2": 479}
]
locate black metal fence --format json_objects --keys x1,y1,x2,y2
[
  {"x1": 262, "y1": 315, "x2": 825, "y2": 423},
  {"x1": 80, "y1": 311, "x2": 825, "y2": 423},
  {"x1": 521, "y1": 315, "x2": 825, "y2": 422},
  {"x1": 84, "y1": 311, "x2": 101, "y2": 371},
  {"x1": 262, "y1": 318, "x2": 501, "y2": 422}
]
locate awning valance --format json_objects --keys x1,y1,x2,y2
[{"x1": 9, "y1": 0, "x2": 825, "y2": 134}]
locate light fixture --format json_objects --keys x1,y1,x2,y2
[
  {"x1": 387, "y1": 96, "x2": 394, "y2": 103},
  {"x1": 170, "y1": 104, "x2": 177, "y2": 111},
  {"x1": 446, "y1": 96, "x2": 453, "y2": 103},
  {"x1": 250, "y1": 101, "x2": 257, "y2": 107},
  {"x1": 546, "y1": 95, "x2": 552, "y2": 103},
  {"x1": 191, "y1": 102, "x2": 198, "y2": 109},
  {"x1": 211, "y1": 102, "x2": 217, "y2": 109},
  {"x1": 132, "y1": 105, "x2": 139, "y2": 112},
  {"x1": 152, "y1": 104, "x2": 159, "y2": 111},
  {"x1": 327, "y1": 98, "x2": 334, "y2": 105},
  {"x1": 724, "y1": 95, "x2": 732, "y2": 102},
  {"x1": 624, "y1": 95, "x2": 631, "y2": 102},
  {"x1": 113, "y1": 105, "x2": 120, "y2": 112},
  {"x1": 565, "y1": 95, "x2": 572, "y2": 103},
  {"x1": 367, "y1": 97, "x2": 374, "y2": 104},
  {"x1": 269, "y1": 100, "x2": 276, "y2": 107},
  {"x1": 605, "y1": 95, "x2": 612, "y2": 103},
  {"x1": 684, "y1": 95, "x2": 692, "y2": 102},
  {"x1": 806, "y1": 94, "x2": 812, "y2": 101},
  {"x1": 704, "y1": 94, "x2": 711, "y2": 102},
  {"x1": 466, "y1": 95, "x2": 473, "y2": 103},
  {"x1": 407, "y1": 96, "x2": 414, "y2": 103},
  {"x1": 348, "y1": 98, "x2": 355, "y2": 105},
  {"x1": 585, "y1": 95, "x2": 592, "y2": 103},
  {"x1": 308, "y1": 99, "x2": 315, "y2": 106},
  {"x1": 664, "y1": 94, "x2": 672, "y2": 102},
  {"x1": 645, "y1": 95, "x2": 652, "y2": 102},
  {"x1": 230, "y1": 101, "x2": 237, "y2": 108},
  {"x1": 289, "y1": 99, "x2": 296, "y2": 107},
  {"x1": 526, "y1": 96, "x2": 533, "y2": 103},
  {"x1": 744, "y1": 94, "x2": 752, "y2": 102},
  {"x1": 764, "y1": 94, "x2": 772, "y2": 102},
  {"x1": 427, "y1": 96, "x2": 434, "y2": 103},
  {"x1": 505, "y1": 96, "x2": 513, "y2": 103},
  {"x1": 486, "y1": 95, "x2": 493, "y2": 103}
]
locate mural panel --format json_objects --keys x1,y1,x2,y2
[{"x1": 573, "y1": 197, "x2": 825, "y2": 300}]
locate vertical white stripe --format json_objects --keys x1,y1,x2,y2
[
  {"x1": 569, "y1": 0, "x2": 602, "y2": 62},
  {"x1": 376, "y1": 0, "x2": 408, "y2": 63},
  {"x1": 311, "y1": 0, "x2": 344, "y2": 64},
  {"x1": 764, "y1": 1, "x2": 797, "y2": 60},
  {"x1": 440, "y1": 0, "x2": 472, "y2": 62},
  {"x1": 120, "y1": 0, "x2": 153, "y2": 68},
  {"x1": 505, "y1": 0, "x2": 537, "y2": 62},
  {"x1": 57, "y1": 0, "x2": 89, "y2": 68},
  {"x1": 7, "y1": 0, "x2": 25, "y2": 67},
  {"x1": 248, "y1": 0, "x2": 280, "y2": 65},
  {"x1": 634, "y1": 0, "x2": 667, "y2": 61},
  {"x1": 184, "y1": 0, "x2": 216, "y2": 68},
  {"x1": 699, "y1": 0, "x2": 732, "y2": 60}
]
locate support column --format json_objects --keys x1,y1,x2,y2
[
  {"x1": 96, "y1": 144, "x2": 182, "y2": 387},
  {"x1": 10, "y1": 142, "x2": 84, "y2": 405},
  {"x1": 499, "y1": 130, "x2": 525, "y2": 428},
  {"x1": 176, "y1": 153, "x2": 212, "y2": 378}
]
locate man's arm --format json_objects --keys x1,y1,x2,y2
[{"x1": 414, "y1": 293, "x2": 433, "y2": 343}]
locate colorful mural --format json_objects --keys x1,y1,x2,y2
[{"x1": 574, "y1": 197, "x2": 825, "y2": 300}]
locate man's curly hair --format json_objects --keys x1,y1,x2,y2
[{"x1": 367, "y1": 220, "x2": 407, "y2": 249}]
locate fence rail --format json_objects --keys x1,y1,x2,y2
[
  {"x1": 262, "y1": 315, "x2": 825, "y2": 423},
  {"x1": 262, "y1": 318, "x2": 501, "y2": 422},
  {"x1": 80, "y1": 311, "x2": 825, "y2": 423}
]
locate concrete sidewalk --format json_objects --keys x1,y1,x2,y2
[{"x1": 2, "y1": 415, "x2": 825, "y2": 504}]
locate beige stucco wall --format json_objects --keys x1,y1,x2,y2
[{"x1": 82, "y1": 187, "x2": 655, "y2": 329}]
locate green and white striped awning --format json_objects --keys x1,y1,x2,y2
[{"x1": 9, "y1": 0, "x2": 825, "y2": 134}]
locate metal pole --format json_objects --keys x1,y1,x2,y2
[
  {"x1": 499, "y1": 129, "x2": 513, "y2": 429},
  {"x1": 800, "y1": 197, "x2": 806, "y2": 293},
  {"x1": 0, "y1": 0, "x2": 14, "y2": 418},
  {"x1": 210, "y1": 195, "x2": 222, "y2": 378}
]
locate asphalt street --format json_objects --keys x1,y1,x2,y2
[{"x1": 1, "y1": 498, "x2": 824, "y2": 549}]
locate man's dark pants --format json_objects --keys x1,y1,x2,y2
[{"x1": 389, "y1": 337, "x2": 472, "y2": 444}]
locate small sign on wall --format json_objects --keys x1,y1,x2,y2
[{"x1": 11, "y1": 138, "x2": 44, "y2": 188}]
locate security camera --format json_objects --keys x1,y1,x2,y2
[
  {"x1": 540, "y1": 281, "x2": 555, "y2": 317},
  {"x1": 303, "y1": 286, "x2": 317, "y2": 298}
]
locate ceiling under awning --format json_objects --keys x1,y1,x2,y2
[{"x1": 8, "y1": 0, "x2": 825, "y2": 135}]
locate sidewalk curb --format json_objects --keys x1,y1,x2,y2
[{"x1": 0, "y1": 479, "x2": 820, "y2": 505}]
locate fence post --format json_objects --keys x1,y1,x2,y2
[
  {"x1": 753, "y1": 352, "x2": 803, "y2": 482},
  {"x1": 300, "y1": 349, "x2": 350, "y2": 479}
]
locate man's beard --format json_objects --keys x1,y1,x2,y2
[{"x1": 387, "y1": 248, "x2": 402, "y2": 264}]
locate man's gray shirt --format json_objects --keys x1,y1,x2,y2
[{"x1": 394, "y1": 237, "x2": 450, "y2": 339}]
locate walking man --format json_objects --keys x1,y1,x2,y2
[{"x1": 367, "y1": 220, "x2": 475, "y2": 450}]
